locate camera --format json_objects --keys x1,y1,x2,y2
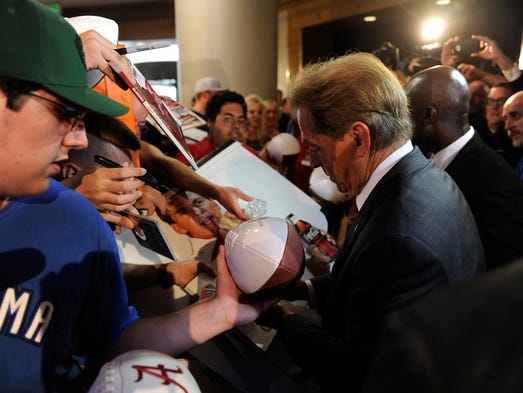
[
  {"x1": 450, "y1": 38, "x2": 481, "y2": 59},
  {"x1": 372, "y1": 42, "x2": 400, "y2": 70}
]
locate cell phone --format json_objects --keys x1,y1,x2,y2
[
  {"x1": 450, "y1": 38, "x2": 481, "y2": 59},
  {"x1": 94, "y1": 155, "x2": 171, "y2": 193}
]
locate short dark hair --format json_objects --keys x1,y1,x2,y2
[
  {"x1": 84, "y1": 112, "x2": 141, "y2": 152},
  {"x1": 0, "y1": 76, "x2": 40, "y2": 110},
  {"x1": 205, "y1": 90, "x2": 247, "y2": 122},
  {"x1": 491, "y1": 81, "x2": 512, "y2": 94}
]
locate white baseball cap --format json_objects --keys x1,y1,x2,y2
[{"x1": 194, "y1": 76, "x2": 225, "y2": 94}]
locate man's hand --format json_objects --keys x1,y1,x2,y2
[
  {"x1": 256, "y1": 302, "x2": 294, "y2": 330},
  {"x1": 165, "y1": 260, "x2": 216, "y2": 288},
  {"x1": 79, "y1": 30, "x2": 131, "y2": 85},
  {"x1": 215, "y1": 185, "x2": 254, "y2": 221},
  {"x1": 441, "y1": 36, "x2": 460, "y2": 67},
  {"x1": 135, "y1": 185, "x2": 167, "y2": 216},
  {"x1": 102, "y1": 207, "x2": 141, "y2": 234},
  {"x1": 75, "y1": 166, "x2": 146, "y2": 212},
  {"x1": 212, "y1": 246, "x2": 279, "y2": 328},
  {"x1": 470, "y1": 34, "x2": 515, "y2": 71}
]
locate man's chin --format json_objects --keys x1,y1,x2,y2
[{"x1": 14, "y1": 178, "x2": 50, "y2": 197}]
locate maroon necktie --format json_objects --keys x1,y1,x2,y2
[
  {"x1": 347, "y1": 200, "x2": 359, "y2": 228},
  {"x1": 337, "y1": 200, "x2": 359, "y2": 245}
]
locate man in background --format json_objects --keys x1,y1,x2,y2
[
  {"x1": 191, "y1": 76, "x2": 225, "y2": 131},
  {"x1": 406, "y1": 65, "x2": 523, "y2": 270},
  {"x1": 503, "y1": 91, "x2": 523, "y2": 179}
]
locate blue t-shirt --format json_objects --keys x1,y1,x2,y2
[{"x1": 0, "y1": 180, "x2": 139, "y2": 392}]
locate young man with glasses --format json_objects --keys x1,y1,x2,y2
[
  {"x1": 175, "y1": 90, "x2": 259, "y2": 165},
  {"x1": 0, "y1": 1, "x2": 272, "y2": 391}
]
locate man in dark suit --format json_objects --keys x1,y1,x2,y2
[
  {"x1": 406, "y1": 65, "x2": 523, "y2": 270},
  {"x1": 256, "y1": 53, "x2": 485, "y2": 393}
]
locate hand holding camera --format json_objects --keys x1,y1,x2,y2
[{"x1": 450, "y1": 37, "x2": 482, "y2": 61}]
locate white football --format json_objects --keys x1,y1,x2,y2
[
  {"x1": 266, "y1": 133, "x2": 301, "y2": 165},
  {"x1": 89, "y1": 349, "x2": 201, "y2": 393},
  {"x1": 224, "y1": 217, "x2": 304, "y2": 298},
  {"x1": 309, "y1": 166, "x2": 349, "y2": 203}
]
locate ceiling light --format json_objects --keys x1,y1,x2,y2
[
  {"x1": 436, "y1": 0, "x2": 451, "y2": 5},
  {"x1": 421, "y1": 17, "x2": 445, "y2": 41},
  {"x1": 363, "y1": 15, "x2": 377, "y2": 22}
]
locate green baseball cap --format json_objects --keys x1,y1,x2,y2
[{"x1": 0, "y1": 0, "x2": 128, "y2": 116}]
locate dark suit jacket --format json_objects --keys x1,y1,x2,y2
[
  {"x1": 276, "y1": 147, "x2": 485, "y2": 393},
  {"x1": 509, "y1": 73, "x2": 523, "y2": 93},
  {"x1": 475, "y1": 119, "x2": 522, "y2": 169},
  {"x1": 445, "y1": 132, "x2": 523, "y2": 269},
  {"x1": 361, "y1": 258, "x2": 523, "y2": 393}
]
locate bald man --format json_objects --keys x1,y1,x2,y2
[
  {"x1": 502, "y1": 91, "x2": 523, "y2": 179},
  {"x1": 405, "y1": 65, "x2": 523, "y2": 270}
]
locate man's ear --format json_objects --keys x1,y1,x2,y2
[
  {"x1": 61, "y1": 162, "x2": 81, "y2": 180},
  {"x1": 351, "y1": 122, "x2": 371, "y2": 156},
  {"x1": 424, "y1": 105, "x2": 437, "y2": 124},
  {"x1": 170, "y1": 223, "x2": 188, "y2": 235}
]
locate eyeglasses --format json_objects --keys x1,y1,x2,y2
[
  {"x1": 26, "y1": 92, "x2": 86, "y2": 130},
  {"x1": 221, "y1": 114, "x2": 248, "y2": 127},
  {"x1": 486, "y1": 97, "x2": 509, "y2": 107}
]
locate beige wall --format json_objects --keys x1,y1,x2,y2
[{"x1": 175, "y1": 0, "x2": 278, "y2": 106}]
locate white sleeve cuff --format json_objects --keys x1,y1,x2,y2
[{"x1": 502, "y1": 64, "x2": 521, "y2": 82}]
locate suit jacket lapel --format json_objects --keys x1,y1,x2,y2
[{"x1": 332, "y1": 147, "x2": 429, "y2": 279}]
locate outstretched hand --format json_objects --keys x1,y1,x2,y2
[
  {"x1": 80, "y1": 29, "x2": 130, "y2": 87},
  {"x1": 215, "y1": 186, "x2": 254, "y2": 221},
  {"x1": 167, "y1": 259, "x2": 216, "y2": 288},
  {"x1": 441, "y1": 36, "x2": 460, "y2": 67},
  {"x1": 135, "y1": 185, "x2": 167, "y2": 216},
  {"x1": 75, "y1": 166, "x2": 145, "y2": 212},
  {"x1": 469, "y1": 34, "x2": 503, "y2": 62},
  {"x1": 212, "y1": 246, "x2": 279, "y2": 328}
]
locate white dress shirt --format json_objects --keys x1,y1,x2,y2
[{"x1": 431, "y1": 127, "x2": 474, "y2": 170}]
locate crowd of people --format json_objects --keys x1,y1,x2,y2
[{"x1": 2, "y1": 0, "x2": 523, "y2": 392}]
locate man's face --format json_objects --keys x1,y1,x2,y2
[
  {"x1": 486, "y1": 86, "x2": 511, "y2": 128},
  {"x1": 0, "y1": 89, "x2": 87, "y2": 197},
  {"x1": 166, "y1": 193, "x2": 218, "y2": 239},
  {"x1": 208, "y1": 102, "x2": 247, "y2": 147},
  {"x1": 468, "y1": 81, "x2": 488, "y2": 114},
  {"x1": 187, "y1": 192, "x2": 222, "y2": 234},
  {"x1": 264, "y1": 102, "x2": 280, "y2": 129},
  {"x1": 503, "y1": 94, "x2": 523, "y2": 148},
  {"x1": 298, "y1": 107, "x2": 360, "y2": 198}
]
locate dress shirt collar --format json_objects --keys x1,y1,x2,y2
[
  {"x1": 432, "y1": 127, "x2": 474, "y2": 170},
  {"x1": 356, "y1": 140, "x2": 413, "y2": 210}
]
